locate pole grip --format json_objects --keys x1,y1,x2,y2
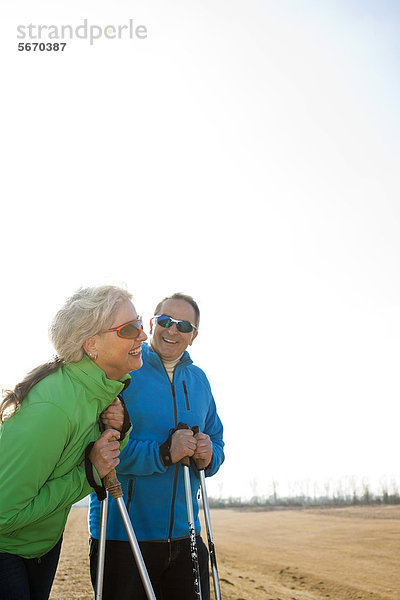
[
  {"x1": 176, "y1": 422, "x2": 192, "y2": 467},
  {"x1": 191, "y1": 426, "x2": 207, "y2": 471},
  {"x1": 104, "y1": 468, "x2": 122, "y2": 499},
  {"x1": 103, "y1": 427, "x2": 123, "y2": 499}
]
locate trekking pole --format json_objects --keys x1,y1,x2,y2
[
  {"x1": 95, "y1": 492, "x2": 109, "y2": 600},
  {"x1": 96, "y1": 433, "x2": 157, "y2": 600},
  {"x1": 177, "y1": 423, "x2": 202, "y2": 600},
  {"x1": 192, "y1": 426, "x2": 222, "y2": 600}
]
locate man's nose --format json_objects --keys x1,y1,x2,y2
[{"x1": 167, "y1": 322, "x2": 179, "y2": 333}]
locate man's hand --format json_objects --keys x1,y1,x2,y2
[
  {"x1": 193, "y1": 431, "x2": 213, "y2": 469},
  {"x1": 89, "y1": 429, "x2": 121, "y2": 478},
  {"x1": 170, "y1": 428, "x2": 197, "y2": 464},
  {"x1": 101, "y1": 398, "x2": 124, "y2": 431}
]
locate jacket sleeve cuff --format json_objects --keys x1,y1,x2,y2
[
  {"x1": 159, "y1": 440, "x2": 172, "y2": 468},
  {"x1": 159, "y1": 427, "x2": 176, "y2": 468},
  {"x1": 204, "y1": 454, "x2": 213, "y2": 474}
]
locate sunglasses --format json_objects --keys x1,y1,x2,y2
[
  {"x1": 104, "y1": 317, "x2": 143, "y2": 339},
  {"x1": 154, "y1": 314, "x2": 197, "y2": 333}
]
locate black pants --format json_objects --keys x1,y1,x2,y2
[
  {"x1": 0, "y1": 538, "x2": 62, "y2": 600},
  {"x1": 90, "y1": 536, "x2": 210, "y2": 600}
]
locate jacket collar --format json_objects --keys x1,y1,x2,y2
[
  {"x1": 144, "y1": 342, "x2": 193, "y2": 369},
  {"x1": 66, "y1": 354, "x2": 131, "y2": 411}
]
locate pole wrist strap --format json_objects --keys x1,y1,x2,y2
[{"x1": 84, "y1": 442, "x2": 107, "y2": 501}]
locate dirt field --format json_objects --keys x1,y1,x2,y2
[{"x1": 50, "y1": 505, "x2": 400, "y2": 600}]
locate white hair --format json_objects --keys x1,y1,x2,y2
[{"x1": 49, "y1": 285, "x2": 132, "y2": 362}]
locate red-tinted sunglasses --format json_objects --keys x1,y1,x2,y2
[{"x1": 103, "y1": 317, "x2": 143, "y2": 339}]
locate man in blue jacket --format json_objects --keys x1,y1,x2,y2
[{"x1": 89, "y1": 292, "x2": 225, "y2": 600}]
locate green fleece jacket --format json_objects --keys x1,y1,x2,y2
[{"x1": 0, "y1": 355, "x2": 130, "y2": 558}]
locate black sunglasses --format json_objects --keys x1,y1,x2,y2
[{"x1": 154, "y1": 314, "x2": 197, "y2": 333}]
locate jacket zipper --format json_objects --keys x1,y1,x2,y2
[
  {"x1": 182, "y1": 380, "x2": 189, "y2": 410},
  {"x1": 167, "y1": 367, "x2": 178, "y2": 541},
  {"x1": 126, "y1": 479, "x2": 133, "y2": 512},
  {"x1": 162, "y1": 359, "x2": 191, "y2": 541},
  {"x1": 168, "y1": 465, "x2": 179, "y2": 542}
]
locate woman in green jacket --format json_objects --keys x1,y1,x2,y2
[{"x1": 0, "y1": 285, "x2": 147, "y2": 600}]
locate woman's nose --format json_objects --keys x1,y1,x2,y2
[{"x1": 139, "y1": 328, "x2": 148, "y2": 341}]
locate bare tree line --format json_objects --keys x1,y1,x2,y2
[{"x1": 206, "y1": 478, "x2": 400, "y2": 509}]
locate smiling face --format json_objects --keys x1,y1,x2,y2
[
  {"x1": 150, "y1": 298, "x2": 198, "y2": 362},
  {"x1": 83, "y1": 299, "x2": 147, "y2": 380}
]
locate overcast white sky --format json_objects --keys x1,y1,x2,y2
[{"x1": 1, "y1": 0, "x2": 399, "y2": 499}]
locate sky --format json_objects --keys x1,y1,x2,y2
[{"x1": 1, "y1": 0, "x2": 400, "y2": 500}]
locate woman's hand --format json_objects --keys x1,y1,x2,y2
[
  {"x1": 101, "y1": 398, "x2": 124, "y2": 431},
  {"x1": 89, "y1": 429, "x2": 121, "y2": 479}
]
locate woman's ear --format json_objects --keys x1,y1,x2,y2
[{"x1": 83, "y1": 336, "x2": 98, "y2": 357}]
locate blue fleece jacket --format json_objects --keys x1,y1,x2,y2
[{"x1": 88, "y1": 342, "x2": 224, "y2": 542}]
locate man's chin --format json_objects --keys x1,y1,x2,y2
[
  {"x1": 161, "y1": 341, "x2": 179, "y2": 352},
  {"x1": 152, "y1": 338, "x2": 182, "y2": 361},
  {"x1": 160, "y1": 347, "x2": 181, "y2": 361}
]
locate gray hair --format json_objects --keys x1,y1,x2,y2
[
  {"x1": 50, "y1": 285, "x2": 132, "y2": 362},
  {"x1": 1, "y1": 285, "x2": 132, "y2": 422},
  {"x1": 154, "y1": 292, "x2": 200, "y2": 328}
]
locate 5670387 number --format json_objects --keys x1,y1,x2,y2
[{"x1": 18, "y1": 43, "x2": 67, "y2": 51}]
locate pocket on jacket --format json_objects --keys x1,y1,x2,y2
[{"x1": 182, "y1": 381, "x2": 190, "y2": 410}]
